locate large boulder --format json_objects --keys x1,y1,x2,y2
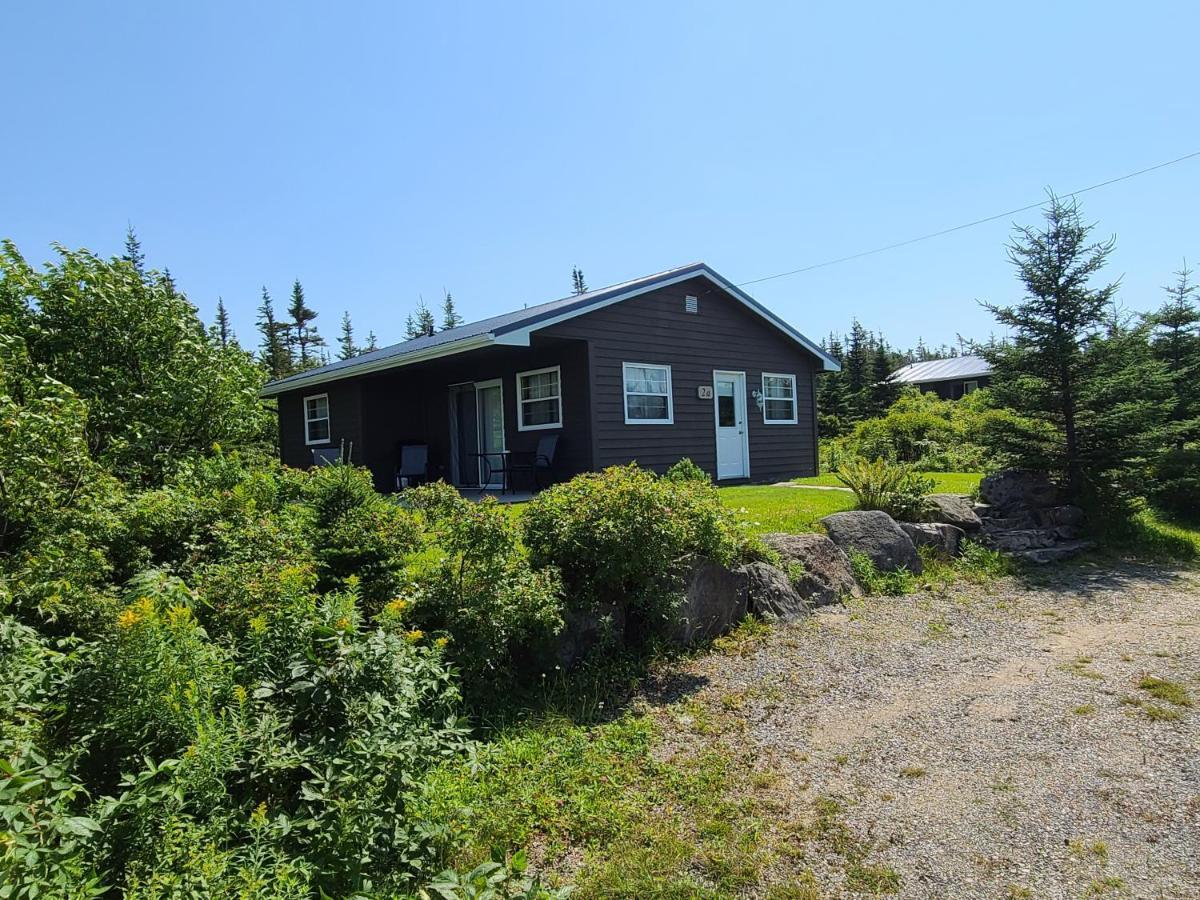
[
  {"x1": 979, "y1": 469, "x2": 1061, "y2": 513},
  {"x1": 1034, "y1": 505, "x2": 1085, "y2": 528},
  {"x1": 556, "y1": 601, "x2": 626, "y2": 668},
  {"x1": 923, "y1": 493, "x2": 982, "y2": 531},
  {"x1": 900, "y1": 521, "x2": 965, "y2": 557},
  {"x1": 759, "y1": 532, "x2": 861, "y2": 606},
  {"x1": 739, "y1": 561, "x2": 811, "y2": 621},
  {"x1": 820, "y1": 510, "x2": 924, "y2": 574},
  {"x1": 668, "y1": 558, "x2": 748, "y2": 645}
]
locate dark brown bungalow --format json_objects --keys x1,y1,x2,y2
[
  {"x1": 262, "y1": 262, "x2": 840, "y2": 492},
  {"x1": 888, "y1": 355, "x2": 992, "y2": 400}
]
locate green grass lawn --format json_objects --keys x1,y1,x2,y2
[
  {"x1": 718, "y1": 485, "x2": 855, "y2": 534},
  {"x1": 795, "y1": 470, "x2": 984, "y2": 494}
]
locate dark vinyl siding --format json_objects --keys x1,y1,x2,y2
[
  {"x1": 278, "y1": 379, "x2": 364, "y2": 469},
  {"x1": 540, "y1": 275, "x2": 820, "y2": 483},
  {"x1": 276, "y1": 338, "x2": 592, "y2": 491}
]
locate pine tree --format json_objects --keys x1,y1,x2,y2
[
  {"x1": 338, "y1": 310, "x2": 359, "y2": 360},
  {"x1": 868, "y1": 339, "x2": 900, "y2": 415},
  {"x1": 982, "y1": 194, "x2": 1166, "y2": 500},
  {"x1": 214, "y1": 297, "x2": 233, "y2": 348},
  {"x1": 407, "y1": 298, "x2": 436, "y2": 338},
  {"x1": 843, "y1": 320, "x2": 870, "y2": 412},
  {"x1": 287, "y1": 279, "x2": 325, "y2": 368},
  {"x1": 816, "y1": 334, "x2": 852, "y2": 435},
  {"x1": 363, "y1": 330, "x2": 379, "y2": 353},
  {"x1": 1147, "y1": 262, "x2": 1200, "y2": 449},
  {"x1": 441, "y1": 290, "x2": 463, "y2": 330},
  {"x1": 571, "y1": 266, "x2": 588, "y2": 295},
  {"x1": 256, "y1": 287, "x2": 291, "y2": 379},
  {"x1": 123, "y1": 224, "x2": 146, "y2": 274}
]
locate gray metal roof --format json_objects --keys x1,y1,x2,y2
[
  {"x1": 889, "y1": 355, "x2": 992, "y2": 384},
  {"x1": 262, "y1": 262, "x2": 839, "y2": 395}
]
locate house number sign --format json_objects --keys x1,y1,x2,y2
[{"x1": 697, "y1": 385, "x2": 714, "y2": 400}]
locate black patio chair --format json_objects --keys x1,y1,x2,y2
[
  {"x1": 395, "y1": 443, "x2": 429, "y2": 489},
  {"x1": 311, "y1": 446, "x2": 342, "y2": 467},
  {"x1": 500, "y1": 434, "x2": 558, "y2": 492}
]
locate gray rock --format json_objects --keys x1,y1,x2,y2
[
  {"x1": 987, "y1": 528, "x2": 1061, "y2": 551},
  {"x1": 900, "y1": 521, "x2": 966, "y2": 557},
  {"x1": 759, "y1": 532, "x2": 862, "y2": 606},
  {"x1": 821, "y1": 510, "x2": 923, "y2": 574},
  {"x1": 740, "y1": 561, "x2": 811, "y2": 621},
  {"x1": 923, "y1": 493, "x2": 982, "y2": 531},
  {"x1": 982, "y1": 513, "x2": 1037, "y2": 532},
  {"x1": 979, "y1": 469, "x2": 1062, "y2": 513},
  {"x1": 556, "y1": 601, "x2": 626, "y2": 668},
  {"x1": 1010, "y1": 540, "x2": 1096, "y2": 564},
  {"x1": 668, "y1": 558, "x2": 749, "y2": 645},
  {"x1": 1034, "y1": 505, "x2": 1085, "y2": 528}
]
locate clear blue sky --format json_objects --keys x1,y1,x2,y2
[{"x1": 4, "y1": 1, "x2": 1199, "y2": 355}]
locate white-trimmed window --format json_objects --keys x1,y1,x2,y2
[
  {"x1": 304, "y1": 393, "x2": 331, "y2": 444},
  {"x1": 962, "y1": 380, "x2": 979, "y2": 395},
  {"x1": 517, "y1": 365, "x2": 562, "y2": 431},
  {"x1": 623, "y1": 362, "x2": 673, "y2": 424},
  {"x1": 761, "y1": 373, "x2": 798, "y2": 424}
]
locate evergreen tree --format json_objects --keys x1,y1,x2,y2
[
  {"x1": 843, "y1": 320, "x2": 870, "y2": 413},
  {"x1": 338, "y1": 310, "x2": 359, "y2": 360},
  {"x1": 256, "y1": 287, "x2": 291, "y2": 379},
  {"x1": 571, "y1": 266, "x2": 588, "y2": 295},
  {"x1": 123, "y1": 224, "x2": 146, "y2": 275},
  {"x1": 1146, "y1": 262, "x2": 1200, "y2": 448},
  {"x1": 363, "y1": 330, "x2": 379, "y2": 353},
  {"x1": 441, "y1": 291, "x2": 464, "y2": 330},
  {"x1": 406, "y1": 298, "x2": 436, "y2": 338},
  {"x1": 982, "y1": 194, "x2": 1165, "y2": 500},
  {"x1": 287, "y1": 279, "x2": 325, "y2": 368},
  {"x1": 868, "y1": 339, "x2": 900, "y2": 415},
  {"x1": 816, "y1": 334, "x2": 852, "y2": 435},
  {"x1": 214, "y1": 297, "x2": 233, "y2": 348}
]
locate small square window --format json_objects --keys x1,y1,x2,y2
[
  {"x1": 623, "y1": 362, "x2": 673, "y2": 424},
  {"x1": 762, "y1": 374, "x2": 798, "y2": 424}
]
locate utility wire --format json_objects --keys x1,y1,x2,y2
[{"x1": 738, "y1": 149, "x2": 1200, "y2": 287}]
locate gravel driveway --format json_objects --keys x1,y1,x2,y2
[{"x1": 647, "y1": 561, "x2": 1200, "y2": 899}]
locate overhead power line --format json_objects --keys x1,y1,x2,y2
[{"x1": 737, "y1": 149, "x2": 1200, "y2": 287}]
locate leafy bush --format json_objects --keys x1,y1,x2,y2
[
  {"x1": 664, "y1": 456, "x2": 708, "y2": 483},
  {"x1": 521, "y1": 464, "x2": 746, "y2": 629},
  {"x1": 403, "y1": 482, "x2": 564, "y2": 693},
  {"x1": 835, "y1": 457, "x2": 933, "y2": 521},
  {"x1": 425, "y1": 850, "x2": 573, "y2": 899}
]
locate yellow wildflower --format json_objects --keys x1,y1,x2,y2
[
  {"x1": 335, "y1": 616, "x2": 351, "y2": 630},
  {"x1": 434, "y1": 636, "x2": 449, "y2": 649},
  {"x1": 167, "y1": 604, "x2": 192, "y2": 625},
  {"x1": 248, "y1": 615, "x2": 267, "y2": 634},
  {"x1": 385, "y1": 597, "x2": 409, "y2": 616},
  {"x1": 404, "y1": 629, "x2": 424, "y2": 643},
  {"x1": 116, "y1": 607, "x2": 141, "y2": 629},
  {"x1": 233, "y1": 685, "x2": 247, "y2": 705}
]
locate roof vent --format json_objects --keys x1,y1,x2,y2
[{"x1": 684, "y1": 295, "x2": 699, "y2": 314}]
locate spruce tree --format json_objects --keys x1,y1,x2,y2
[
  {"x1": 868, "y1": 339, "x2": 899, "y2": 415},
  {"x1": 982, "y1": 194, "x2": 1164, "y2": 500},
  {"x1": 407, "y1": 298, "x2": 436, "y2": 338},
  {"x1": 843, "y1": 320, "x2": 870, "y2": 415},
  {"x1": 338, "y1": 310, "x2": 359, "y2": 360},
  {"x1": 363, "y1": 330, "x2": 379, "y2": 353},
  {"x1": 256, "y1": 287, "x2": 291, "y2": 379},
  {"x1": 1147, "y1": 262, "x2": 1200, "y2": 448},
  {"x1": 214, "y1": 297, "x2": 233, "y2": 348},
  {"x1": 441, "y1": 290, "x2": 464, "y2": 330},
  {"x1": 571, "y1": 266, "x2": 588, "y2": 295},
  {"x1": 123, "y1": 224, "x2": 146, "y2": 275},
  {"x1": 287, "y1": 279, "x2": 325, "y2": 368}
]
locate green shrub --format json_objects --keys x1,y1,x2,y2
[
  {"x1": 665, "y1": 456, "x2": 708, "y2": 483},
  {"x1": 835, "y1": 457, "x2": 933, "y2": 520},
  {"x1": 521, "y1": 464, "x2": 745, "y2": 629},
  {"x1": 403, "y1": 483, "x2": 564, "y2": 693},
  {"x1": 848, "y1": 551, "x2": 916, "y2": 596}
]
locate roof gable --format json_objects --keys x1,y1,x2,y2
[{"x1": 261, "y1": 262, "x2": 839, "y2": 396}]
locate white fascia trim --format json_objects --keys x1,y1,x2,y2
[
  {"x1": 495, "y1": 266, "x2": 842, "y2": 372},
  {"x1": 260, "y1": 333, "x2": 497, "y2": 396}
]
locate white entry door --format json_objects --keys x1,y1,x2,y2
[
  {"x1": 713, "y1": 371, "x2": 749, "y2": 480},
  {"x1": 475, "y1": 379, "x2": 506, "y2": 488}
]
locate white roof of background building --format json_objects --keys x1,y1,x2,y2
[{"x1": 889, "y1": 354, "x2": 992, "y2": 384}]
